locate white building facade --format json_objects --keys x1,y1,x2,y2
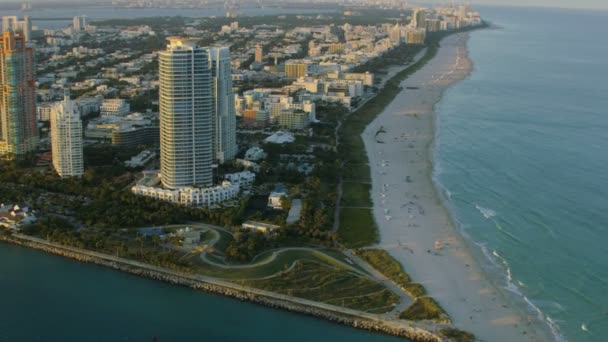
[
  {"x1": 51, "y1": 92, "x2": 84, "y2": 178},
  {"x1": 159, "y1": 37, "x2": 214, "y2": 189}
]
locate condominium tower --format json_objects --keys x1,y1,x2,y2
[
  {"x1": 0, "y1": 31, "x2": 37, "y2": 157},
  {"x1": 159, "y1": 37, "x2": 213, "y2": 189},
  {"x1": 2, "y1": 16, "x2": 32, "y2": 42},
  {"x1": 209, "y1": 47, "x2": 237, "y2": 164},
  {"x1": 51, "y1": 91, "x2": 84, "y2": 178},
  {"x1": 73, "y1": 16, "x2": 87, "y2": 32}
]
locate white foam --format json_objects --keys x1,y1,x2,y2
[
  {"x1": 480, "y1": 247, "x2": 567, "y2": 342},
  {"x1": 475, "y1": 204, "x2": 497, "y2": 219}
]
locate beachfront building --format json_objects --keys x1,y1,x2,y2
[
  {"x1": 50, "y1": 92, "x2": 84, "y2": 178},
  {"x1": 0, "y1": 31, "x2": 38, "y2": 158},
  {"x1": 209, "y1": 47, "x2": 238, "y2": 164},
  {"x1": 405, "y1": 28, "x2": 426, "y2": 44},
  {"x1": 131, "y1": 171, "x2": 255, "y2": 208},
  {"x1": 159, "y1": 37, "x2": 214, "y2": 189}
]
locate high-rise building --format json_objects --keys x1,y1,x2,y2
[
  {"x1": 285, "y1": 62, "x2": 307, "y2": 78},
  {"x1": 458, "y1": 4, "x2": 470, "y2": 21},
  {"x1": 413, "y1": 9, "x2": 427, "y2": 29},
  {"x1": 1, "y1": 16, "x2": 17, "y2": 32},
  {"x1": 254, "y1": 44, "x2": 263, "y2": 63},
  {"x1": 389, "y1": 24, "x2": 401, "y2": 44},
  {"x1": 2, "y1": 16, "x2": 31, "y2": 42},
  {"x1": 0, "y1": 32, "x2": 37, "y2": 157},
  {"x1": 51, "y1": 91, "x2": 84, "y2": 178},
  {"x1": 20, "y1": 16, "x2": 31, "y2": 42},
  {"x1": 72, "y1": 16, "x2": 87, "y2": 32},
  {"x1": 159, "y1": 37, "x2": 213, "y2": 189},
  {"x1": 209, "y1": 47, "x2": 237, "y2": 164}
]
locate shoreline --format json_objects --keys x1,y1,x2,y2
[
  {"x1": 363, "y1": 32, "x2": 553, "y2": 341},
  {"x1": 0, "y1": 233, "x2": 444, "y2": 342}
]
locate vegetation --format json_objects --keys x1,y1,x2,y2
[
  {"x1": 399, "y1": 297, "x2": 448, "y2": 321},
  {"x1": 356, "y1": 249, "x2": 426, "y2": 297},
  {"x1": 341, "y1": 182, "x2": 372, "y2": 207},
  {"x1": 237, "y1": 261, "x2": 399, "y2": 313},
  {"x1": 21, "y1": 219, "x2": 192, "y2": 272},
  {"x1": 338, "y1": 208, "x2": 378, "y2": 248},
  {"x1": 439, "y1": 328, "x2": 476, "y2": 342}
]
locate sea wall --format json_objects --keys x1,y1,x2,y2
[{"x1": 0, "y1": 234, "x2": 446, "y2": 342}]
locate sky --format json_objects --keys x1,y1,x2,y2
[{"x1": 459, "y1": 0, "x2": 608, "y2": 10}]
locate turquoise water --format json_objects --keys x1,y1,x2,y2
[
  {"x1": 0, "y1": 243, "x2": 403, "y2": 341},
  {"x1": 435, "y1": 6, "x2": 608, "y2": 342}
]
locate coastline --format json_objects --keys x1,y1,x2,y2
[
  {"x1": 363, "y1": 32, "x2": 552, "y2": 341},
  {"x1": 0, "y1": 233, "x2": 444, "y2": 342}
]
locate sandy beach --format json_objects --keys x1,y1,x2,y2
[{"x1": 363, "y1": 33, "x2": 551, "y2": 341}]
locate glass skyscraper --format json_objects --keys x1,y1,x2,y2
[{"x1": 209, "y1": 47, "x2": 237, "y2": 164}]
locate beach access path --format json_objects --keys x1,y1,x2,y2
[{"x1": 363, "y1": 32, "x2": 552, "y2": 342}]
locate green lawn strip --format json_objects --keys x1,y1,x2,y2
[
  {"x1": 341, "y1": 182, "x2": 372, "y2": 207},
  {"x1": 237, "y1": 261, "x2": 399, "y2": 313},
  {"x1": 439, "y1": 328, "x2": 476, "y2": 342},
  {"x1": 355, "y1": 249, "x2": 426, "y2": 297},
  {"x1": 343, "y1": 163, "x2": 371, "y2": 183},
  {"x1": 338, "y1": 208, "x2": 378, "y2": 248},
  {"x1": 399, "y1": 297, "x2": 449, "y2": 322}
]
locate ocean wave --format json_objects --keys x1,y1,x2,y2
[
  {"x1": 475, "y1": 204, "x2": 497, "y2": 219},
  {"x1": 478, "y1": 246, "x2": 567, "y2": 342}
]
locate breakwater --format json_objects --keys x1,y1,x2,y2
[{"x1": 0, "y1": 233, "x2": 446, "y2": 342}]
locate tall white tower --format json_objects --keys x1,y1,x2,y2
[
  {"x1": 159, "y1": 37, "x2": 214, "y2": 189},
  {"x1": 51, "y1": 91, "x2": 84, "y2": 178},
  {"x1": 209, "y1": 47, "x2": 237, "y2": 164}
]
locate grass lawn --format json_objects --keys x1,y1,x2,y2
[
  {"x1": 356, "y1": 249, "x2": 426, "y2": 297},
  {"x1": 237, "y1": 261, "x2": 399, "y2": 313},
  {"x1": 343, "y1": 164, "x2": 371, "y2": 183},
  {"x1": 338, "y1": 207, "x2": 378, "y2": 248},
  {"x1": 341, "y1": 182, "x2": 372, "y2": 207},
  {"x1": 191, "y1": 248, "x2": 359, "y2": 280}
]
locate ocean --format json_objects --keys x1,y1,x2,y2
[
  {"x1": 0, "y1": 243, "x2": 403, "y2": 342},
  {"x1": 434, "y1": 5, "x2": 608, "y2": 342}
]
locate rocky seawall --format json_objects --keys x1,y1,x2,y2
[{"x1": 0, "y1": 233, "x2": 446, "y2": 342}]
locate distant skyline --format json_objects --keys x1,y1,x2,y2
[{"x1": 0, "y1": 0, "x2": 606, "y2": 11}]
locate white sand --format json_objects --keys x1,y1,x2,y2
[{"x1": 363, "y1": 33, "x2": 552, "y2": 341}]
